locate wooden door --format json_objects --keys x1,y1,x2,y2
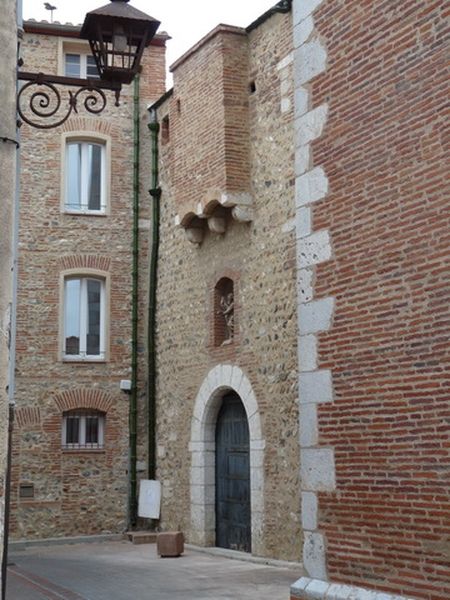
[{"x1": 215, "y1": 393, "x2": 251, "y2": 552}]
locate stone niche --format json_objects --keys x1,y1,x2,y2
[{"x1": 168, "y1": 25, "x2": 254, "y2": 244}]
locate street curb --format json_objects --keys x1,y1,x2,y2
[
  {"x1": 186, "y1": 543, "x2": 304, "y2": 570},
  {"x1": 9, "y1": 533, "x2": 125, "y2": 551},
  {"x1": 290, "y1": 577, "x2": 417, "y2": 600}
]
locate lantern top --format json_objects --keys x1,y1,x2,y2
[{"x1": 80, "y1": 1, "x2": 160, "y2": 44}]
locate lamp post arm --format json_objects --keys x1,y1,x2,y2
[
  {"x1": 16, "y1": 72, "x2": 123, "y2": 130},
  {"x1": 17, "y1": 71, "x2": 122, "y2": 93}
]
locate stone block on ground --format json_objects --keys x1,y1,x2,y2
[{"x1": 157, "y1": 532, "x2": 184, "y2": 557}]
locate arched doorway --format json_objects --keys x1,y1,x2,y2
[
  {"x1": 190, "y1": 364, "x2": 265, "y2": 554},
  {"x1": 215, "y1": 392, "x2": 251, "y2": 552}
]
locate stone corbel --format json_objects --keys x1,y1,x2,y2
[
  {"x1": 231, "y1": 205, "x2": 254, "y2": 223},
  {"x1": 185, "y1": 225, "x2": 204, "y2": 245},
  {"x1": 175, "y1": 213, "x2": 205, "y2": 245},
  {"x1": 175, "y1": 190, "x2": 254, "y2": 244},
  {"x1": 220, "y1": 192, "x2": 254, "y2": 224},
  {"x1": 207, "y1": 206, "x2": 227, "y2": 233}
]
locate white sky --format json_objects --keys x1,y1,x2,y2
[{"x1": 22, "y1": 0, "x2": 278, "y2": 71}]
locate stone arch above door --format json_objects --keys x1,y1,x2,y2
[{"x1": 189, "y1": 364, "x2": 265, "y2": 555}]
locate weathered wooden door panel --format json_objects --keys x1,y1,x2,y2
[{"x1": 215, "y1": 393, "x2": 251, "y2": 552}]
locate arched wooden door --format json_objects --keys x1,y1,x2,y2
[{"x1": 215, "y1": 392, "x2": 251, "y2": 552}]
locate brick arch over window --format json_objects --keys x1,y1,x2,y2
[
  {"x1": 15, "y1": 407, "x2": 41, "y2": 429},
  {"x1": 58, "y1": 255, "x2": 111, "y2": 273},
  {"x1": 52, "y1": 389, "x2": 114, "y2": 413},
  {"x1": 189, "y1": 364, "x2": 265, "y2": 555},
  {"x1": 61, "y1": 117, "x2": 113, "y2": 137}
]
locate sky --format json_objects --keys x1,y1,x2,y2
[{"x1": 22, "y1": 0, "x2": 278, "y2": 71}]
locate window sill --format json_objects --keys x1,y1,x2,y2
[
  {"x1": 62, "y1": 358, "x2": 108, "y2": 364},
  {"x1": 18, "y1": 499, "x2": 60, "y2": 506},
  {"x1": 63, "y1": 210, "x2": 107, "y2": 217},
  {"x1": 62, "y1": 448, "x2": 106, "y2": 454}
]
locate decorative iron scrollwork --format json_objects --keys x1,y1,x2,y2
[{"x1": 17, "y1": 79, "x2": 108, "y2": 130}]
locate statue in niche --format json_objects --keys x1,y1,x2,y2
[{"x1": 219, "y1": 292, "x2": 234, "y2": 345}]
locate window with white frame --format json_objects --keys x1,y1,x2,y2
[
  {"x1": 64, "y1": 277, "x2": 105, "y2": 359},
  {"x1": 62, "y1": 410, "x2": 105, "y2": 449},
  {"x1": 65, "y1": 53, "x2": 100, "y2": 79},
  {"x1": 65, "y1": 140, "x2": 106, "y2": 213}
]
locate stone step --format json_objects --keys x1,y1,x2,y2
[{"x1": 126, "y1": 531, "x2": 157, "y2": 545}]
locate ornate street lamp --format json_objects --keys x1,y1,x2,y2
[
  {"x1": 80, "y1": 0, "x2": 160, "y2": 85},
  {"x1": 17, "y1": 0, "x2": 160, "y2": 129}
]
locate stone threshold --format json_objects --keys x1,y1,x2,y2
[
  {"x1": 291, "y1": 577, "x2": 418, "y2": 600},
  {"x1": 9, "y1": 533, "x2": 124, "y2": 551},
  {"x1": 125, "y1": 530, "x2": 158, "y2": 544},
  {"x1": 186, "y1": 543, "x2": 303, "y2": 570}
]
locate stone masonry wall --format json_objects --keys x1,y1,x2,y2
[
  {"x1": 11, "y1": 28, "x2": 166, "y2": 540},
  {"x1": 0, "y1": 0, "x2": 18, "y2": 588},
  {"x1": 154, "y1": 11, "x2": 301, "y2": 561},
  {"x1": 292, "y1": 1, "x2": 449, "y2": 599}
]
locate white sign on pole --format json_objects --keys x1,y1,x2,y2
[{"x1": 138, "y1": 479, "x2": 161, "y2": 519}]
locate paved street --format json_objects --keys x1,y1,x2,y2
[{"x1": 6, "y1": 540, "x2": 301, "y2": 600}]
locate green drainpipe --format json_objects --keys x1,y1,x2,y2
[
  {"x1": 147, "y1": 109, "x2": 161, "y2": 482},
  {"x1": 129, "y1": 73, "x2": 140, "y2": 530}
]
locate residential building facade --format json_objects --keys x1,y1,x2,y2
[{"x1": 10, "y1": 19, "x2": 167, "y2": 540}]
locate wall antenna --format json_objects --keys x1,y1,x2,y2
[{"x1": 44, "y1": 3, "x2": 57, "y2": 23}]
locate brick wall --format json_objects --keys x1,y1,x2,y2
[
  {"x1": 169, "y1": 25, "x2": 251, "y2": 221},
  {"x1": 153, "y1": 10, "x2": 301, "y2": 560},
  {"x1": 11, "y1": 26, "x2": 166, "y2": 540},
  {"x1": 307, "y1": 1, "x2": 449, "y2": 598}
]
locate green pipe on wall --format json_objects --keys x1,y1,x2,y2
[
  {"x1": 147, "y1": 109, "x2": 161, "y2": 482},
  {"x1": 128, "y1": 73, "x2": 140, "y2": 530}
]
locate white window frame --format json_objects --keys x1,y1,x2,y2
[
  {"x1": 64, "y1": 53, "x2": 99, "y2": 79},
  {"x1": 62, "y1": 411, "x2": 105, "y2": 450},
  {"x1": 65, "y1": 140, "x2": 106, "y2": 214},
  {"x1": 63, "y1": 276, "x2": 106, "y2": 361}
]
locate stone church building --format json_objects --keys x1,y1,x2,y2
[{"x1": 7, "y1": 1, "x2": 449, "y2": 600}]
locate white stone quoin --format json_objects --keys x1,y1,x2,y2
[{"x1": 293, "y1": 0, "x2": 336, "y2": 589}]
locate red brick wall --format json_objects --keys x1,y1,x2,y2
[
  {"x1": 169, "y1": 26, "x2": 250, "y2": 219},
  {"x1": 312, "y1": 2, "x2": 449, "y2": 598}
]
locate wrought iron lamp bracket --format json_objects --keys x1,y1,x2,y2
[{"x1": 17, "y1": 71, "x2": 122, "y2": 130}]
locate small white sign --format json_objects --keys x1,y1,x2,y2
[
  {"x1": 138, "y1": 479, "x2": 161, "y2": 519},
  {"x1": 120, "y1": 379, "x2": 131, "y2": 391}
]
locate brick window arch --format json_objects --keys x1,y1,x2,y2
[
  {"x1": 214, "y1": 277, "x2": 235, "y2": 347},
  {"x1": 52, "y1": 389, "x2": 114, "y2": 413},
  {"x1": 52, "y1": 389, "x2": 114, "y2": 452}
]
